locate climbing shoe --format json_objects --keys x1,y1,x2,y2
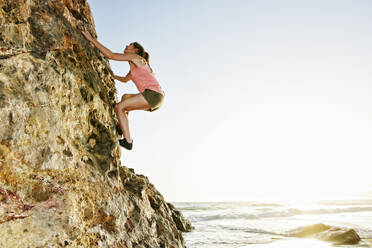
[
  {"x1": 119, "y1": 138, "x2": 133, "y2": 150},
  {"x1": 115, "y1": 124, "x2": 123, "y2": 135}
]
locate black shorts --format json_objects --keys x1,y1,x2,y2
[{"x1": 141, "y1": 89, "x2": 164, "y2": 112}]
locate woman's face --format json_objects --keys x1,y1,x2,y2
[{"x1": 124, "y1": 43, "x2": 138, "y2": 54}]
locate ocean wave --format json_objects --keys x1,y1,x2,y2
[
  {"x1": 175, "y1": 206, "x2": 220, "y2": 211},
  {"x1": 188, "y1": 213, "x2": 258, "y2": 222},
  {"x1": 187, "y1": 208, "x2": 299, "y2": 222},
  {"x1": 250, "y1": 203, "x2": 284, "y2": 207},
  {"x1": 173, "y1": 202, "x2": 285, "y2": 212},
  {"x1": 223, "y1": 223, "x2": 372, "y2": 240},
  {"x1": 188, "y1": 206, "x2": 372, "y2": 222},
  {"x1": 222, "y1": 225, "x2": 281, "y2": 236},
  {"x1": 318, "y1": 200, "x2": 372, "y2": 207},
  {"x1": 304, "y1": 206, "x2": 372, "y2": 215}
]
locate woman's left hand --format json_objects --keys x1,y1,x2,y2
[{"x1": 81, "y1": 30, "x2": 94, "y2": 42}]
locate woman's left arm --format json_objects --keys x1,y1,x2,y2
[{"x1": 114, "y1": 72, "x2": 131, "y2": 83}]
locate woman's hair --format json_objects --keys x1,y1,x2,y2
[
  {"x1": 132, "y1": 42, "x2": 152, "y2": 71},
  {"x1": 132, "y1": 42, "x2": 149, "y2": 63}
]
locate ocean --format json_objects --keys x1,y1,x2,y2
[{"x1": 173, "y1": 199, "x2": 372, "y2": 248}]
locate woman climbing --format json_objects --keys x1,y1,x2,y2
[{"x1": 81, "y1": 30, "x2": 165, "y2": 150}]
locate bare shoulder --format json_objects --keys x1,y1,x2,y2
[{"x1": 131, "y1": 55, "x2": 147, "y2": 67}]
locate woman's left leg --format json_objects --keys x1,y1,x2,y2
[{"x1": 114, "y1": 93, "x2": 150, "y2": 143}]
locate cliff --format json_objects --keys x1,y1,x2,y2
[{"x1": 0, "y1": 0, "x2": 192, "y2": 247}]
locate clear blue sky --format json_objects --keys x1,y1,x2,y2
[{"x1": 88, "y1": 0, "x2": 372, "y2": 202}]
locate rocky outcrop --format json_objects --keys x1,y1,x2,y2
[
  {"x1": 0, "y1": 0, "x2": 192, "y2": 247},
  {"x1": 287, "y1": 223, "x2": 361, "y2": 245},
  {"x1": 167, "y1": 203, "x2": 194, "y2": 233}
]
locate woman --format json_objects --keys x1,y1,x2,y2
[{"x1": 81, "y1": 30, "x2": 165, "y2": 150}]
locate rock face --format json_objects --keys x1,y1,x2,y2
[
  {"x1": 287, "y1": 223, "x2": 361, "y2": 245},
  {"x1": 0, "y1": 0, "x2": 192, "y2": 247}
]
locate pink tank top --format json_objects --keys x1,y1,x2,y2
[{"x1": 129, "y1": 62, "x2": 165, "y2": 95}]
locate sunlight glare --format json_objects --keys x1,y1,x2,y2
[{"x1": 190, "y1": 98, "x2": 372, "y2": 202}]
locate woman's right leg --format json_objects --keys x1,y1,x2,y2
[
  {"x1": 114, "y1": 93, "x2": 150, "y2": 143},
  {"x1": 115, "y1": 94, "x2": 136, "y2": 141},
  {"x1": 120, "y1": 94, "x2": 135, "y2": 116}
]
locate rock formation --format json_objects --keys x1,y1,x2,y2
[
  {"x1": 0, "y1": 0, "x2": 192, "y2": 247},
  {"x1": 287, "y1": 223, "x2": 361, "y2": 245}
]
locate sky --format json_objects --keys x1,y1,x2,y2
[{"x1": 88, "y1": 0, "x2": 372, "y2": 202}]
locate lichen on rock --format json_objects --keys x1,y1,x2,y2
[{"x1": 0, "y1": 0, "x2": 192, "y2": 247}]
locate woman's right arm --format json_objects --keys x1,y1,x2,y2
[
  {"x1": 81, "y1": 30, "x2": 113, "y2": 58},
  {"x1": 114, "y1": 72, "x2": 131, "y2": 83}
]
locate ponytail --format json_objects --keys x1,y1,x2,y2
[{"x1": 143, "y1": 51, "x2": 150, "y2": 64}]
